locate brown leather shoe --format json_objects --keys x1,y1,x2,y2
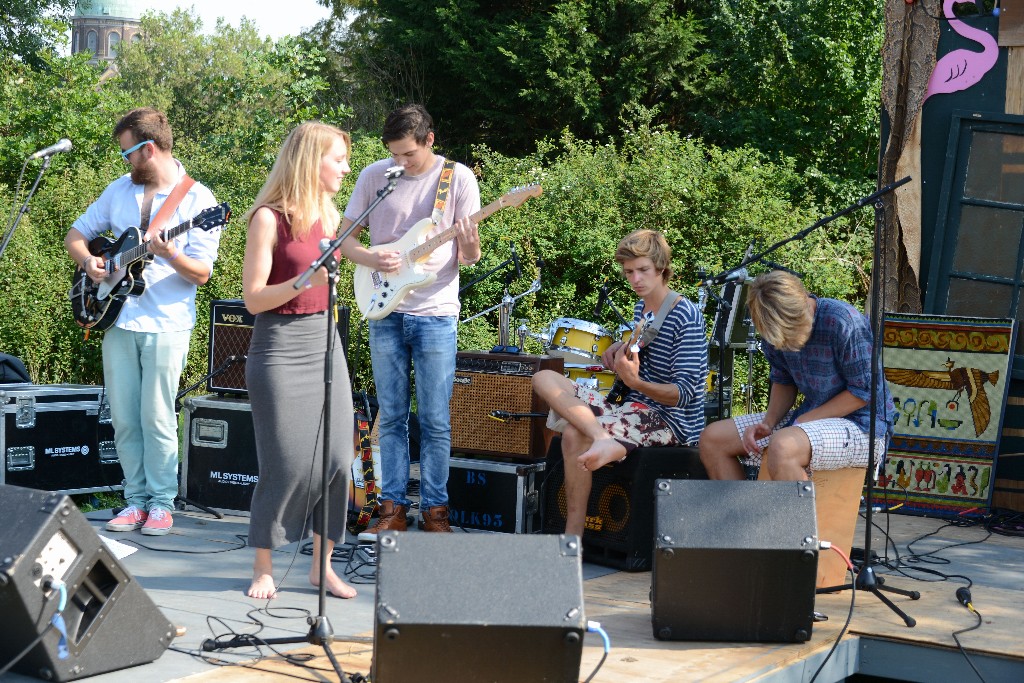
[
  {"x1": 357, "y1": 500, "x2": 408, "y2": 541},
  {"x1": 418, "y1": 505, "x2": 453, "y2": 532}
]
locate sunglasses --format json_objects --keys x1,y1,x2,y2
[{"x1": 120, "y1": 139, "x2": 153, "y2": 161}]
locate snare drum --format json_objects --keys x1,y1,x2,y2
[
  {"x1": 564, "y1": 363, "x2": 616, "y2": 395},
  {"x1": 547, "y1": 318, "x2": 614, "y2": 364}
]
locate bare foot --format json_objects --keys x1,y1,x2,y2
[
  {"x1": 310, "y1": 568, "x2": 357, "y2": 599},
  {"x1": 247, "y1": 573, "x2": 277, "y2": 599},
  {"x1": 577, "y1": 437, "x2": 627, "y2": 471}
]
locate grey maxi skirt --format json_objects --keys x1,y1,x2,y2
[{"x1": 246, "y1": 311, "x2": 354, "y2": 548}]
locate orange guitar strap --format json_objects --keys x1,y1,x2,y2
[
  {"x1": 143, "y1": 174, "x2": 195, "y2": 241},
  {"x1": 348, "y1": 414, "x2": 378, "y2": 533},
  {"x1": 430, "y1": 159, "x2": 457, "y2": 224}
]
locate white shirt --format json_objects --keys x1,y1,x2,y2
[{"x1": 71, "y1": 161, "x2": 221, "y2": 333}]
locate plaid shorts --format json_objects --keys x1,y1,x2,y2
[
  {"x1": 733, "y1": 411, "x2": 887, "y2": 474},
  {"x1": 546, "y1": 385, "x2": 678, "y2": 451}
]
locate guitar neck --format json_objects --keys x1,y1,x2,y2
[
  {"x1": 405, "y1": 195, "x2": 510, "y2": 262},
  {"x1": 114, "y1": 219, "x2": 194, "y2": 267}
]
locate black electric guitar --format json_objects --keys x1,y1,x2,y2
[
  {"x1": 606, "y1": 311, "x2": 655, "y2": 404},
  {"x1": 68, "y1": 202, "x2": 231, "y2": 330}
]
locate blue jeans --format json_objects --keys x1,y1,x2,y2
[
  {"x1": 102, "y1": 327, "x2": 191, "y2": 512},
  {"x1": 369, "y1": 314, "x2": 457, "y2": 509}
]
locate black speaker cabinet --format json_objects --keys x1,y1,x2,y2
[
  {"x1": 0, "y1": 485, "x2": 175, "y2": 681},
  {"x1": 543, "y1": 442, "x2": 707, "y2": 571},
  {"x1": 652, "y1": 479, "x2": 818, "y2": 643},
  {"x1": 373, "y1": 531, "x2": 585, "y2": 683},
  {"x1": 180, "y1": 394, "x2": 258, "y2": 514},
  {"x1": 449, "y1": 351, "x2": 562, "y2": 459},
  {"x1": 208, "y1": 299, "x2": 350, "y2": 395}
]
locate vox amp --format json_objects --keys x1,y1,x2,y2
[
  {"x1": 207, "y1": 299, "x2": 350, "y2": 396},
  {"x1": 207, "y1": 300, "x2": 253, "y2": 395},
  {"x1": 449, "y1": 352, "x2": 563, "y2": 459}
]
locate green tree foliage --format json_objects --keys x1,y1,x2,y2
[
  {"x1": 0, "y1": 0, "x2": 78, "y2": 67},
  {"x1": 322, "y1": 0, "x2": 709, "y2": 157},
  {"x1": 686, "y1": 0, "x2": 884, "y2": 189},
  {"x1": 0, "y1": 4, "x2": 878, "y2": 420}
]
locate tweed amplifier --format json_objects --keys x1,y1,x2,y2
[
  {"x1": 449, "y1": 352, "x2": 563, "y2": 459},
  {"x1": 207, "y1": 299, "x2": 350, "y2": 396}
]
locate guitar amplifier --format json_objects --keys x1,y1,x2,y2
[
  {"x1": 450, "y1": 352, "x2": 563, "y2": 459},
  {"x1": 207, "y1": 299, "x2": 350, "y2": 396},
  {"x1": 207, "y1": 300, "x2": 254, "y2": 395}
]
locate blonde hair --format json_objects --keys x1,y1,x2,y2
[
  {"x1": 245, "y1": 122, "x2": 350, "y2": 240},
  {"x1": 614, "y1": 229, "x2": 673, "y2": 282},
  {"x1": 746, "y1": 270, "x2": 813, "y2": 351}
]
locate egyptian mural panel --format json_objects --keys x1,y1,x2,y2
[{"x1": 877, "y1": 313, "x2": 1016, "y2": 516}]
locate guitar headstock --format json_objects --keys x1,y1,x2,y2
[
  {"x1": 498, "y1": 184, "x2": 543, "y2": 208},
  {"x1": 193, "y1": 202, "x2": 232, "y2": 231}
]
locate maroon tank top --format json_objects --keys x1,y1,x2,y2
[{"x1": 266, "y1": 209, "x2": 338, "y2": 315}]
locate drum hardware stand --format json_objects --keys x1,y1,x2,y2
[
  {"x1": 462, "y1": 277, "x2": 542, "y2": 352},
  {"x1": 201, "y1": 174, "x2": 400, "y2": 681},
  {"x1": 699, "y1": 271, "x2": 735, "y2": 424},
  {"x1": 459, "y1": 245, "x2": 541, "y2": 354}
]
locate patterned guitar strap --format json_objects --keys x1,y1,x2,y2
[
  {"x1": 349, "y1": 413, "x2": 378, "y2": 533},
  {"x1": 430, "y1": 159, "x2": 457, "y2": 224}
]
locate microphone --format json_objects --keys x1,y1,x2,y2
[
  {"x1": 384, "y1": 165, "x2": 405, "y2": 179},
  {"x1": 703, "y1": 268, "x2": 750, "y2": 286},
  {"x1": 956, "y1": 587, "x2": 973, "y2": 609},
  {"x1": 510, "y1": 242, "x2": 522, "y2": 279},
  {"x1": 29, "y1": 138, "x2": 73, "y2": 159},
  {"x1": 722, "y1": 267, "x2": 749, "y2": 284},
  {"x1": 593, "y1": 283, "x2": 607, "y2": 318}
]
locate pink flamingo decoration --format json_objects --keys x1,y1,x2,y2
[{"x1": 924, "y1": 0, "x2": 998, "y2": 102}]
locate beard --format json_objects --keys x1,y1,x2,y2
[{"x1": 130, "y1": 163, "x2": 156, "y2": 186}]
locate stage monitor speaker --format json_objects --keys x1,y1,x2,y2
[
  {"x1": 652, "y1": 479, "x2": 818, "y2": 643},
  {"x1": 449, "y1": 352, "x2": 562, "y2": 459},
  {"x1": 372, "y1": 531, "x2": 585, "y2": 683},
  {"x1": 0, "y1": 485, "x2": 175, "y2": 681},
  {"x1": 542, "y1": 442, "x2": 707, "y2": 571},
  {"x1": 208, "y1": 299, "x2": 350, "y2": 396}
]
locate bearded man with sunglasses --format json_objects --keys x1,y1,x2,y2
[{"x1": 64, "y1": 108, "x2": 223, "y2": 536}]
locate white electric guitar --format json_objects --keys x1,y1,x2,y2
[{"x1": 353, "y1": 184, "x2": 542, "y2": 320}]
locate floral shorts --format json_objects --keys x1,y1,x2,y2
[{"x1": 546, "y1": 385, "x2": 678, "y2": 452}]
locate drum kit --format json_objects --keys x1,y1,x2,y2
[{"x1": 514, "y1": 317, "x2": 629, "y2": 395}]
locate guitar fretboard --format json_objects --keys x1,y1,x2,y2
[{"x1": 110, "y1": 219, "x2": 195, "y2": 270}]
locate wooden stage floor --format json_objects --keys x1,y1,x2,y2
[
  {"x1": 4, "y1": 507, "x2": 1023, "y2": 683},
  {"x1": 183, "y1": 513, "x2": 1024, "y2": 682}
]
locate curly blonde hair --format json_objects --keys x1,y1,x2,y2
[{"x1": 614, "y1": 229, "x2": 673, "y2": 282}]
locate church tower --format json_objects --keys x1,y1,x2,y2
[{"x1": 70, "y1": 1, "x2": 152, "y2": 65}]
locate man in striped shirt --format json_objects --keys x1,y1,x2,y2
[{"x1": 533, "y1": 230, "x2": 707, "y2": 537}]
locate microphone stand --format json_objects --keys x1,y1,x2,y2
[
  {"x1": 0, "y1": 156, "x2": 53, "y2": 262},
  {"x1": 815, "y1": 191, "x2": 919, "y2": 627},
  {"x1": 705, "y1": 177, "x2": 912, "y2": 282},
  {"x1": 202, "y1": 176, "x2": 398, "y2": 679},
  {"x1": 703, "y1": 178, "x2": 920, "y2": 625}
]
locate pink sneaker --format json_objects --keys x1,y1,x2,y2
[
  {"x1": 141, "y1": 507, "x2": 173, "y2": 536},
  {"x1": 106, "y1": 505, "x2": 148, "y2": 532}
]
